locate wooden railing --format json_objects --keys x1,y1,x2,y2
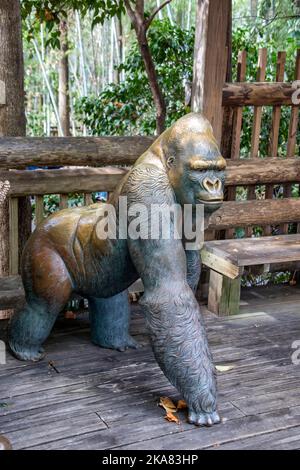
[
  {"x1": 1, "y1": 153, "x2": 300, "y2": 275},
  {"x1": 223, "y1": 48, "x2": 300, "y2": 239},
  {"x1": 0, "y1": 48, "x2": 299, "y2": 297}
]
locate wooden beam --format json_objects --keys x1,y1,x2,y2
[
  {"x1": 191, "y1": 0, "x2": 230, "y2": 144},
  {"x1": 2, "y1": 174, "x2": 300, "y2": 230},
  {"x1": 1, "y1": 158, "x2": 299, "y2": 197},
  {"x1": 225, "y1": 157, "x2": 300, "y2": 185},
  {"x1": 0, "y1": 167, "x2": 127, "y2": 196},
  {"x1": 208, "y1": 198, "x2": 300, "y2": 229},
  {"x1": 223, "y1": 82, "x2": 297, "y2": 107},
  {"x1": 0, "y1": 80, "x2": 5, "y2": 106},
  {"x1": 201, "y1": 248, "x2": 241, "y2": 279},
  {"x1": 0, "y1": 99, "x2": 298, "y2": 168},
  {"x1": 0, "y1": 136, "x2": 154, "y2": 169}
]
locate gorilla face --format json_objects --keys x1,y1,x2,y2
[
  {"x1": 184, "y1": 157, "x2": 226, "y2": 214},
  {"x1": 162, "y1": 115, "x2": 226, "y2": 214}
]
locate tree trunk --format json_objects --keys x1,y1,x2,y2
[
  {"x1": 124, "y1": 1, "x2": 167, "y2": 135},
  {"x1": 115, "y1": 15, "x2": 124, "y2": 82},
  {"x1": 0, "y1": 0, "x2": 31, "y2": 317},
  {"x1": 136, "y1": 28, "x2": 166, "y2": 134},
  {"x1": 59, "y1": 19, "x2": 71, "y2": 136}
]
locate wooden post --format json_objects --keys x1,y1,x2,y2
[
  {"x1": 35, "y1": 195, "x2": 44, "y2": 226},
  {"x1": 84, "y1": 193, "x2": 93, "y2": 206},
  {"x1": 246, "y1": 48, "x2": 267, "y2": 237},
  {"x1": 59, "y1": 194, "x2": 68, "y2": 210},
  {"x1": 0, "y1": 80, "x2": 5, "y2": 106},
  {"x1": 191, "y1": 0, "x2": 231, "y2": 145},
  {"x1": 208, "y1": 270, "x2": 241, "y2": 316},
  {"x1": 226, "y1": 50, "x2": 247, "y2": 239},
  {"x1": 264, "y1": 51, "x2": 286, "y2": 236},
  {"x1": 0, "y1": 1, "x2": 31, "y2": 319},
  {"x1": 9, "y1": 198, "x2": 19, "y2": 275}
]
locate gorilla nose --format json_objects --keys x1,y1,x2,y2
[{"x1": 203, "y1": 177, "x2": 222, "y2": 196}]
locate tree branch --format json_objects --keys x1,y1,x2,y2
[
  {"x1": 136, "y1": 0, "x2": 144, "y2": 17},
  {"x1": 123, "y1": 0, "x2": 136, "y2": 26},
  {"x1": 145, "y1": 0, "x2": 173, "y2": 30}
]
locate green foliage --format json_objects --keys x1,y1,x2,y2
[
  {"x1": 241, "y1": 270, "x2": 291, "y2": 287},
  {"x1": 40, "y1": 193, "x2": 86, "y2": 217},
  {"x1": 75, "y1": 19, "x2": 194, "y2": 135},
  {"x1": 21, "y1": 0, "x2": 125, "y2": 47}
]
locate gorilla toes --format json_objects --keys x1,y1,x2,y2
[
  {"x1": 188, "y1": 410, "x2": 221, "y2": 427},
  {"x1": 94, "y1": 334, "x2": 142, "y2": 352},
  {"x1": 116, "y1": 335, "x2": 141, "y2": 352},
  {"x1": 9, "y1": 342, "x2": 45, "y2": 362}
]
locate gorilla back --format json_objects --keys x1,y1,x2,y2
[{"x1": 9, "y1": 112, "x2": 226, "y2": 427}]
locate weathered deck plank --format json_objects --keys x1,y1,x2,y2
[{"x1": 1, "y1": 287, "x2": 300, "y2": 450}]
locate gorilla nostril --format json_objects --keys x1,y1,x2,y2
[
  {"x1": 215, "y1": 179, "x2": 222, "y2": 191},
  {"x1": 203, "y1": 177, "x2": 221, "y2": 193}
]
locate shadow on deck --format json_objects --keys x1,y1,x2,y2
[{"x1": 1, "y1": 284, "x2": 300, "y2": 450}]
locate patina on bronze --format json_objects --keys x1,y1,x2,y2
[{"x1": 9, "y1": 113, "x2": 226, "y2": 427}]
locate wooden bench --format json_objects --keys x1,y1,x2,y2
[
  {"x1": 201, "y1": 234, "x2": 300, "y2": 316},
  {"x1": 2, "y1": 234, "x2": 300, "y2": 320}
]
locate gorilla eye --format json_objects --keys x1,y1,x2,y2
[{"x1": 166, "y1": 156, "x2": 175, "y2": 168}]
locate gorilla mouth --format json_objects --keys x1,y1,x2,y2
[{"x1": 196, "y1": 199, "x2": 223, "y2": 205}]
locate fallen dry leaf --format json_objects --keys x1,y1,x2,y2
[
  {"x1": 177, "y1": 399, "x2": 187, "y2": 410},
  {"x1": 159, "y1": 396, "x2": 177, "y2": 413},
  {"x1": 215, "y1": 364, "x2": 235, "y2": 372},
  {"x1": 164, "y1": 411, "x2": 180, "y2": 424}
]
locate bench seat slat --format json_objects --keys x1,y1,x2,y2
[{"x1": 203, "y1": 234, "x2": 300, "y2": 270}]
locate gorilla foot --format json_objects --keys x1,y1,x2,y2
[
  {"x1": 117, "y1": 335, "x2": 141, "y2": 352},
  {"x1": 188, "y1": 410, "x2": 221, "y2": 427},
  {"x1": 9, "y1": 341, "x2": 45, "y2": 362},
  {"x1": 93, "y1": 335, "x2": 141, "y2": 352}
]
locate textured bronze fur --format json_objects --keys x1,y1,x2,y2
[{"x1": 9, "y1": 113, "x2": 225, "y2": 426}]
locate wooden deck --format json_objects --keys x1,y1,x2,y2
[{"x1": 1, "y1": 284, "x2": 300, "y2": 450}]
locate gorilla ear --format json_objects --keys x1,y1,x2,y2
[{"x1": 166, "y1": 156, "x2": 175, "y2": 169}]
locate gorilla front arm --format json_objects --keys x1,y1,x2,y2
[{"x1": 128, "y1": 236, "x2": 220, "y2": 426}]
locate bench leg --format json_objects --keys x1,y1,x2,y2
[{"x1": 208, "y1": 270, "x2": 241, "y2": 316}]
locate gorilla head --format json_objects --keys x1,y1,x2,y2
[{"x1": 151, "y1": 113, "x2": 226, "y2": 213}]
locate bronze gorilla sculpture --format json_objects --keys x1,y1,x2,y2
[{"x1": 9, "y1": 112, "x2": 226, "y2": 427}]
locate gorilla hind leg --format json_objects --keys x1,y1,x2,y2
[
  {"x1": 89, "y1": 290, "x2": 139, "y2": 352},
  {"x1": 9, "y1": 299, "x2": 57, "y2": 361},
  {"x1": 9, "y1": 247, "x2": 72, "y2": 362}
]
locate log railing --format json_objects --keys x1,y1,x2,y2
[
  {"x1": 0, "y1": 136, "x2": 154, "y2": 168},
  {"x1": 1, "y1": 154, "x2": 300, "y2": 275},
  {"x1": 0, "y1": 48, "x2": 299, "y2": 288},
  {"x1": 223, "y1": 48, "x2": 300, "y2": 240},
  {"x1": 1, "y1": 157, "x2": 299, "y2": 197}
]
